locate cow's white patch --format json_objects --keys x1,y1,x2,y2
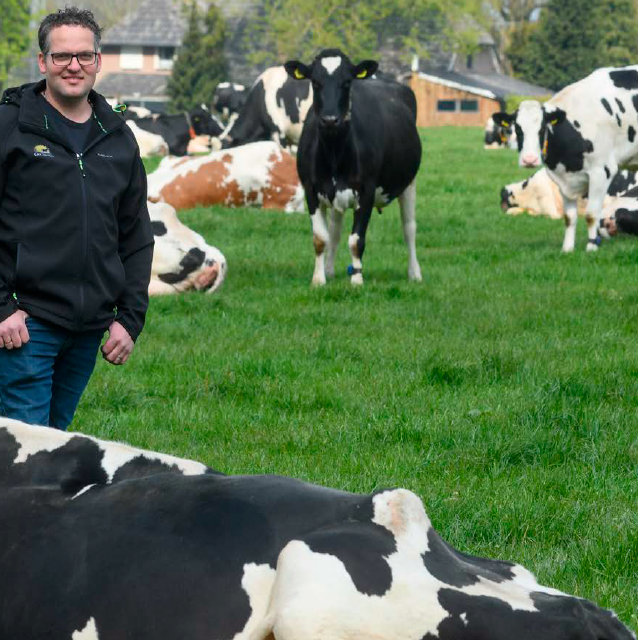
[
  {"x1": 230, "y1": 563, "x2": 277, "y2": 640},
  {"x1": 2, "y1": 418, "x2": 208, "y2": 482},
  {"x1": 268, "y1": 539, "x2": 450, "y2": 640},
  {"x1": 4, "y1": 419, "x2": 68, "y2": 463},
  {"x1": 321, "y1": 56, "x2": 342, "y2": 75},
  {"x1": 460, "y1": 612, "x2": 468, "y2": 626},
  {"x1": 374, "y1": 187, "x2": 390, "y2": 208},
  {"x1": 72, "y1": 617, "x2": 99, "y2": 639},
  {"x1": 372, "y1": 489, "x2": 432, "y2": 554},
  {"x1": 71, "y1": 484, "x2": 97, "y2": 500},
  {"x1": 333, "y1": 189, "x2": 357, "y2": 212}
]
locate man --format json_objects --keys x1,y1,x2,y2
[{"x1": 0, "y1": 7, "x2": 154, "y2": 430}]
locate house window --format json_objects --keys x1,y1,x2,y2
[
  {"x1": 460, "y1": 100, "x2": 479, "y2": 112},
  {"x1": 437, "y1": 100, "x2": 456, "y2": 112},
  {"x1": 156, "y1": 47, "x2": 174, "y2": 70},
  {"x1": 120, "y1": 46, "x2": 143, "y2": 70}
]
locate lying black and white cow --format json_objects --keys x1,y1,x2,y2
[
  {"x1": 492, "y1": 65, "x2": 638, "y2": 252},
  {"x1": 213, "y1": 82, "x2": 248, "y2": 121},
  {"x1": 216, "y1": 66, "x2": 313, "y2": 149},
  {"x1": 285, "y1": 49, "x2": 422, "y2": 285},
  {"x1": 0, "y1": 418, "x2": 634, "y2": 640},
  {"x1": 134, "y1": 107, "x2": 225, "y2": 156},
  {"x1": 602, "y1": 184, "x2": 638, "y2": 235},
  {"x1": 484, "y1": 115, "x2": 517, "y2": 149},
  {"x1": 149, "y1": 201, "x2": 227, "y2": 295}
]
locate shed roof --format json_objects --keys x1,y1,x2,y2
[
  {"x1": 408, "y1": 67, "x2": 552, "y2": 101},
  {"x1": 101, "y1": 0, "x2": 186, "y2": 47}
]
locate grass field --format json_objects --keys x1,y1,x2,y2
[{"x1": 80, "y1": 127, "x2": 637, "y2": 627}]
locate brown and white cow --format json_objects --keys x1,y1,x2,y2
[
  {"x1": 147, "y1": 141, "x2": 305, "y2": 213},
  {"x1": 149, "y1": 201, "x2": 227, "y2": 295}
]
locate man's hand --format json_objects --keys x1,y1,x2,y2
[
  {"x1": 0, "y1": 310, "x2": 29, "y2": 349},
  {"x1": 101, "y1": 321, "x2": 134, "y2": 365}
]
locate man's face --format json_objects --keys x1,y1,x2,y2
[{"x1": 38, "y1": 25, "x2": 101, "y2": 102}]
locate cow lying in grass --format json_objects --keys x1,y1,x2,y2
[
  {"x1": 0, "y1": 417, "x2": 634, "y2": 640},
  {"x1": 500, "y1": 168, "x2": 637, "y2": 220},
  {"x1": 149, "y1": 201, "x2": 226, "y2": 295},
  {"x1": 602, "y1": 185, "x2": 638, "y2": 235},
  {"x1": 147, "y1": 141, "x2": 304, "y2": 213}
]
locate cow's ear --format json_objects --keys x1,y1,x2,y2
[
  {"x1": 544, "y1": 108, "x2": 566, "y2": 127},
  {"x1": 284, "y1": 61, "x2": 311, "y2": 81},
  {"x1": 353, "y1": 60, "x2": 378, "y2": 80},
  {"x1": 492, "y1": 111, "x2": 514, "y2": 128}
]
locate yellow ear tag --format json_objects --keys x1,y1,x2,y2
[
  {"x1": 294, "y1": 69, "x2": 304, "y2": 80},
  {"x1": 543, "y1": 138, "x2": 548, "y2": 157},
  {"x1": 356, "y1": 70, "x2": 367, "y2": 79},
  {"x1": 550, "y1": 119, "x2": 558, "y2": 126},
  {"x1": 500, "y1": 133, "x2": 508, "y2": 143}
]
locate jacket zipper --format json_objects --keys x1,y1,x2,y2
[{"x1": 77, "y1": 151, "x2": 88, "y2": 329}]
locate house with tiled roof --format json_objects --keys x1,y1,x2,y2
[{"x1": 95, "y1": 0, "x2": 186, "y2": 111}]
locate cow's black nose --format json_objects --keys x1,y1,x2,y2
[
  {"x1": 320, "y1": 115, "x2": 339, "y2": 127},
  {"x1": 500, "y1": 187, "x2": 511, "y2": 210}
]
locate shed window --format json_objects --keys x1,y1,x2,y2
[
  {"x1": 437, "y1": 100, "x2": 456, "y2": 112},
  {"x1": 460, "y1": 100, "x2": 479, "y2": 112}
]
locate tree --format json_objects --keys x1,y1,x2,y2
[
  {"x1": 167, "y1": 1, "x2": 227, "y2": 114},
  {"x1": 507, "y1": 0, "x2": 638, "y2": 91},
  {"x1": 244, "y1": 0, "x2": 491, "y2": 68},
  {"x1": 0, "y1": 0, "x2": 31, "y2": 94}
]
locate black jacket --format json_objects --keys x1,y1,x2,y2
[{"x1": 0, "y1": 80, "x2": 153, "y2": 340}]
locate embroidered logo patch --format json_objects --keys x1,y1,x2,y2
[
  {"x1": 33, "y1": 144, "x2": 54, "y2": 157},
  {"x1": 97, "y1": 152, "x2": 114, "y2": 159}
]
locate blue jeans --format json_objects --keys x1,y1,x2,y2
[{"x1": 0, "y1": 316, "x2": 104, "y2": 430}]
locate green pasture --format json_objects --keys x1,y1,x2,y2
[{"x1": 80, "y1": 127, "x2": 637, "y2": 627}]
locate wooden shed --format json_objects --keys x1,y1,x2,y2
[
  {"x1": 408, "y1": 71, "x2": 503, "y2": 127},
  {"x1": 406, "y1": 69, "x2": 552, "y2": 128}
]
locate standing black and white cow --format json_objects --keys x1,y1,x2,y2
[
  {"x1": 213, "y1": 82, "x2": 248, "y2": 121},
  {"x1": 492, "y1": 65, "x2": 638, "y2": 252},
  {"x1": 1, "y1": 418, "x2": 635, "y2": 640},
  {"x1": 134, "y1": 107, "x2": 225, "y2": 156},
  {"x1": 284, "y1": 49, "x2": 422, "y2": 286},
  {"x1": 216, "y1": 66, "x2": 313, "y2": 149}
]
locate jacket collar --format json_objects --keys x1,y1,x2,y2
[{"x1": 17, "y1": 80, "x2": 124, "y2": 133}]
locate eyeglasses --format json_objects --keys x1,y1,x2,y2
[{"x1": 48, "y1": 51, "x2": 98, "y2": 67}]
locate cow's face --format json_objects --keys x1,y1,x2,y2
[
  {"x1": 493, "y1": 101, "x2": 566, "y2": 169},
  {"x1": 284, "y1": 49, "x2": 378, "y2": 132},
  {"x1": 189, "y1": 106, "x2": 221, "y2": 136}
]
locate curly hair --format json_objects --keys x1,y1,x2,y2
[{"x1": 38, "y1": 6, "x2": 102, "y2": 54}]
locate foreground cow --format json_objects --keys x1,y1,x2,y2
[
  {"x1": 501, "y1": 168, "x2": 638, "y2": 219},
  {"x1": 213, "y1": 82, "x2": 248, "y2": 121},
  {"x1": 149, "y1": 201, "x2": 226, "y2": 295},
  {"x1": 0, "y1": 418, "x2": 634, "y2": 640},
  {"x1": 148, "y1": 141, "x2": 304, "y2": 213},
  {"x1": 285, "y1": 50, "x2": 422, "y2": 285},
  {"x1": 492, "y1": 65, "x2": 638, "y2": 252},
  {"x1": 134, "y1": 107, "x2": 224, "y2": 156},
  {"x1": 484, "y1": 116, "x2": 517, "y2": 150},
  {"x1": 216, "y1": 66, "x2": 313, "y2": 149}
]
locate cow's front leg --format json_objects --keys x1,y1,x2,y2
[
  {"x1": 585, "y1": 167, "x2": 614, "y2": 251},
  {"x1": 325, "y1": 209, "x2": 343, "y2": 278},
  {"x1": 308, "y1": 195, "x2": 329, "y2": 286},
  {"x1": 561, "y1": 194, "x2": 578, "y2": 253},
  {"x1": 349, "y1": 196, "x2": 374, "y2": 286}
]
